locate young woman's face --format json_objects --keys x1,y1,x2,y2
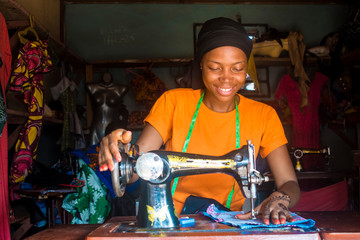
[{"x1": 201, "y1": 46, "x2": 247, "y2": 103}]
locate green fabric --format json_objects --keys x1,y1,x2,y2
[{"x1": 62, "y1": 159, "x2": 111, "y2": 224}]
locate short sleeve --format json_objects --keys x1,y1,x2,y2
[
  {"x1": 144, "y1": 91, "x2": 175, "y2": 144},
  {"x1": 259, "y1": 106, "x2": 288, "y2": 158}
]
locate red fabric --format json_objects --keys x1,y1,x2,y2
[
  {"x1": 275, "y1": 72, "x2": 329, "y2": 170},
  {"x1": 0, "y1": 12, "x2": 12, "y2": 240},
  {"x1": 9, "y1": 39, "x2": 53, "y2": 189},
  {"x1": 291, "y1": 180, "x2": 348, "y2": 211}
]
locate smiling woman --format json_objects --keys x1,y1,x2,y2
[
  {"x1": 98, "y1": 17, "x2": 300, "y2": 226},
  {"x1": 200, "y1": 46, "x2": 248, "y2": 112}
]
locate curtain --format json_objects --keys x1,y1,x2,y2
[{"x1": 0, "y1": 11, "x2": 12, "y2": 240}]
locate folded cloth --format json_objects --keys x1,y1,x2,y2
[{"x1": 204, "y1": 204, "x2": 315, "y2": 230}]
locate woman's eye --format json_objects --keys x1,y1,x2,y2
[
  {"x1": 208, "y1": 66, "x2": 220, "y2": 71},
  {"x1": 232, "y1": 68, "x2": 243, "y2": 72}
]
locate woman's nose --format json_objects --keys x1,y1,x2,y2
[{"x1": 219, "y1": 68, "x2": 233, "y2": 82}]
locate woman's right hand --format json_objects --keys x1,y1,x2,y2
[{"x1": 98, "y1": 129, "x2": 132, "y2": 172}]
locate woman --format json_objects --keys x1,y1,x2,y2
[{"x1": 98, "y1": 17, "x2": 300, "y2": 225}]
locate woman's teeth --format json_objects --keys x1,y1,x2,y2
[{"x1": 219, "y1": 87, "x2": 231, "y2": 92}]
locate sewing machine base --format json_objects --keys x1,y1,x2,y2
[
  {"x1": 86, "y1": 215, "x2": 318, "y2": 240},
  {"x1": 137, "y1": 180, "x2": 179, "y2": 229}
]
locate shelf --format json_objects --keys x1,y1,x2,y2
[
  {"x1": 341, "y1": 48, "x2": 360, "y2": 66},
  {"x1": 1, "y1": 0, "x2": 85, "y2": 68},
  {"x1": 89, "y1": 58, "x2": 193, "y2": 68},
  {"x1": 89, "y1": 56, "x2": 324, "y2": 68},
  {"x1": 6, "y1": 109, "x2": 63, "y2": 125}
]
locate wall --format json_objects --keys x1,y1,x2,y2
[
  {"x1": 65, "y1": 4, "x2": 350, "y2": 61},
  {"x1": 66, "y1": 3, "x2": 351, "y2": 110},
  {"x1": 15, "y1": 0, "x2": 60, "y2": 40}
]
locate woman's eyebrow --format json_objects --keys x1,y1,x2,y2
[{"x1": 206, "y1": 60, "x2": 246, "y2": 65}]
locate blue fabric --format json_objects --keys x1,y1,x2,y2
[
  {"x1": 203, "y1": 204, "x2": 316, "y2": 230},
  {"x1": 71, "y1": 144, "x2": 140, "y2": 198},
  {"x1": 71, "y1": 144, "x2": 116, "y2": 198}
]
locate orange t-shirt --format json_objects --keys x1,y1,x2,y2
[{"x1": 144, "y1": 88, "x2": 287, "y2": 215}]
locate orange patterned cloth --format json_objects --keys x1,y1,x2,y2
[{"x1": 131, "y1": 69, "x2": 167, "y2": 111}]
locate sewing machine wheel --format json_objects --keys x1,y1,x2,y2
[
  {"x1": 111, "y1": 153, "x2": 134, "y2": 197},
  {"x1": 135, "y1": 152, "x2": 170, "y2": 183}
]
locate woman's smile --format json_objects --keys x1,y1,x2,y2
[{"x1": 217, "y1": 86, "x2": 235, "y2": 96}]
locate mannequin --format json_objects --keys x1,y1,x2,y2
[{"x1": 87, "y1": 72, "x2": 128, "y2": 145}]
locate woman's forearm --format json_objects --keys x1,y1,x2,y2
[{"x1": 276, "y1": 180, "x2": 300, "y2": 208}]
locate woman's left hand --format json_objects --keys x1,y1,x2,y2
[{"x1": 235, "y1": 191, "x2": 294, "y2": 225}]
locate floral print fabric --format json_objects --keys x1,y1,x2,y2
[{"x1": 62, "y1": 159, "x2": 111, "y2": 224}]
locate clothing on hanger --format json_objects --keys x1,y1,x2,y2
[{"x1": 275, "y1": 71, "x2": 329, "y2": 170}]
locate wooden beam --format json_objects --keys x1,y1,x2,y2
[
  {"x1": 5, "y1": 20, "x2": 29, "y2": 29},
  {"x1": 9, "y1": 30, "x2": 19, "y2": 52},
  {"x1": 60, "y1": 0, "x2": 65, "y2": 43},
  {"x1": 63, "y1": 0, "x2": 351, "y2": 4}
]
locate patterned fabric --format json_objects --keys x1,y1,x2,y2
[
  {"x1": 9, "y1": 39, "x2": 53, "y2": 188},
  {"x1": 131, "y1": 69, "x2": 167, "y2": 111},
  {"x1": 204, "y1": 204, "x2": 315, "y2": 230},
  {"x1": 62, "y1": 159, "x2": 111, "y2": 224},
  {"x1": 71, "y1": 144, "x2": 116, "y2": 199}
]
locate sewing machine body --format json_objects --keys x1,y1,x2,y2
[
  {"x1": 111, "y1": 141, "x2": 268, "y2": 229},
  {"x1": 289, "y1": 146, "x2": 331, "y2": 171}
]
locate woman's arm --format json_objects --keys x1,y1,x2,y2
[
  {"x1": 266, "y1": 144, "x2": 300, "y2": 208},
  {"x1": 98, "y1": 123, "x2": 163, "y2": 174},
  {"x1": 236, "y1": 145, "x2": 300, "y2": 225}
]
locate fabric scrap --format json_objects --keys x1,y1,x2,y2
[{"x1": 204, "y1": 204, "x2": 315, "y2": 230}]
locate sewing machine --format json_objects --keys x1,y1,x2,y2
[
  {"x1": 111, "y1": 140, "x2": 269, "y2": 229},
  {"x1": 289, "y1": 146, "x2": 331, "y2": 172}
]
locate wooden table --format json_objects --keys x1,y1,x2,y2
[
  {"x1": 24, "y1": 211, "x2": 360, "y2": 240},
  {"x1": 19, "y1": 188, "x2": 76, "y2": 227},
  {"x1": 301, "y1": 211, "x2": 360, "y2": 240}
]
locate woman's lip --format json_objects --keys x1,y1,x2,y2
[{"x1": 217, "y1": 86, "x2": 234, "y2": 95}]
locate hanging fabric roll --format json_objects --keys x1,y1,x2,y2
[{"x1": 9, "y1": 16, "x2": 53, "y2": 197}]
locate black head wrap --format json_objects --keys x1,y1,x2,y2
[{"x1": 179, "y1": 17, "x2": 253, "y2": 89}]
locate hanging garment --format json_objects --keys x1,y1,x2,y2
[
  {"x1": 0, "y1": 12, "x2": 12, "y2": 240},
  {"x1": 51, "y1": 61, "x2": 85, "y2": 151},
  {"x1": 9, "y1": 39, "x2": 53, "y2": 190},
  {"x1": 288, "y1": 31, "x2": 311, "y2": 108},
  {"x1": 130, "y1": 68, "x2": 167, "y2": 111},
  {"x1": 275, "y1": 72, "x2": 329, "y2": 170}
]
